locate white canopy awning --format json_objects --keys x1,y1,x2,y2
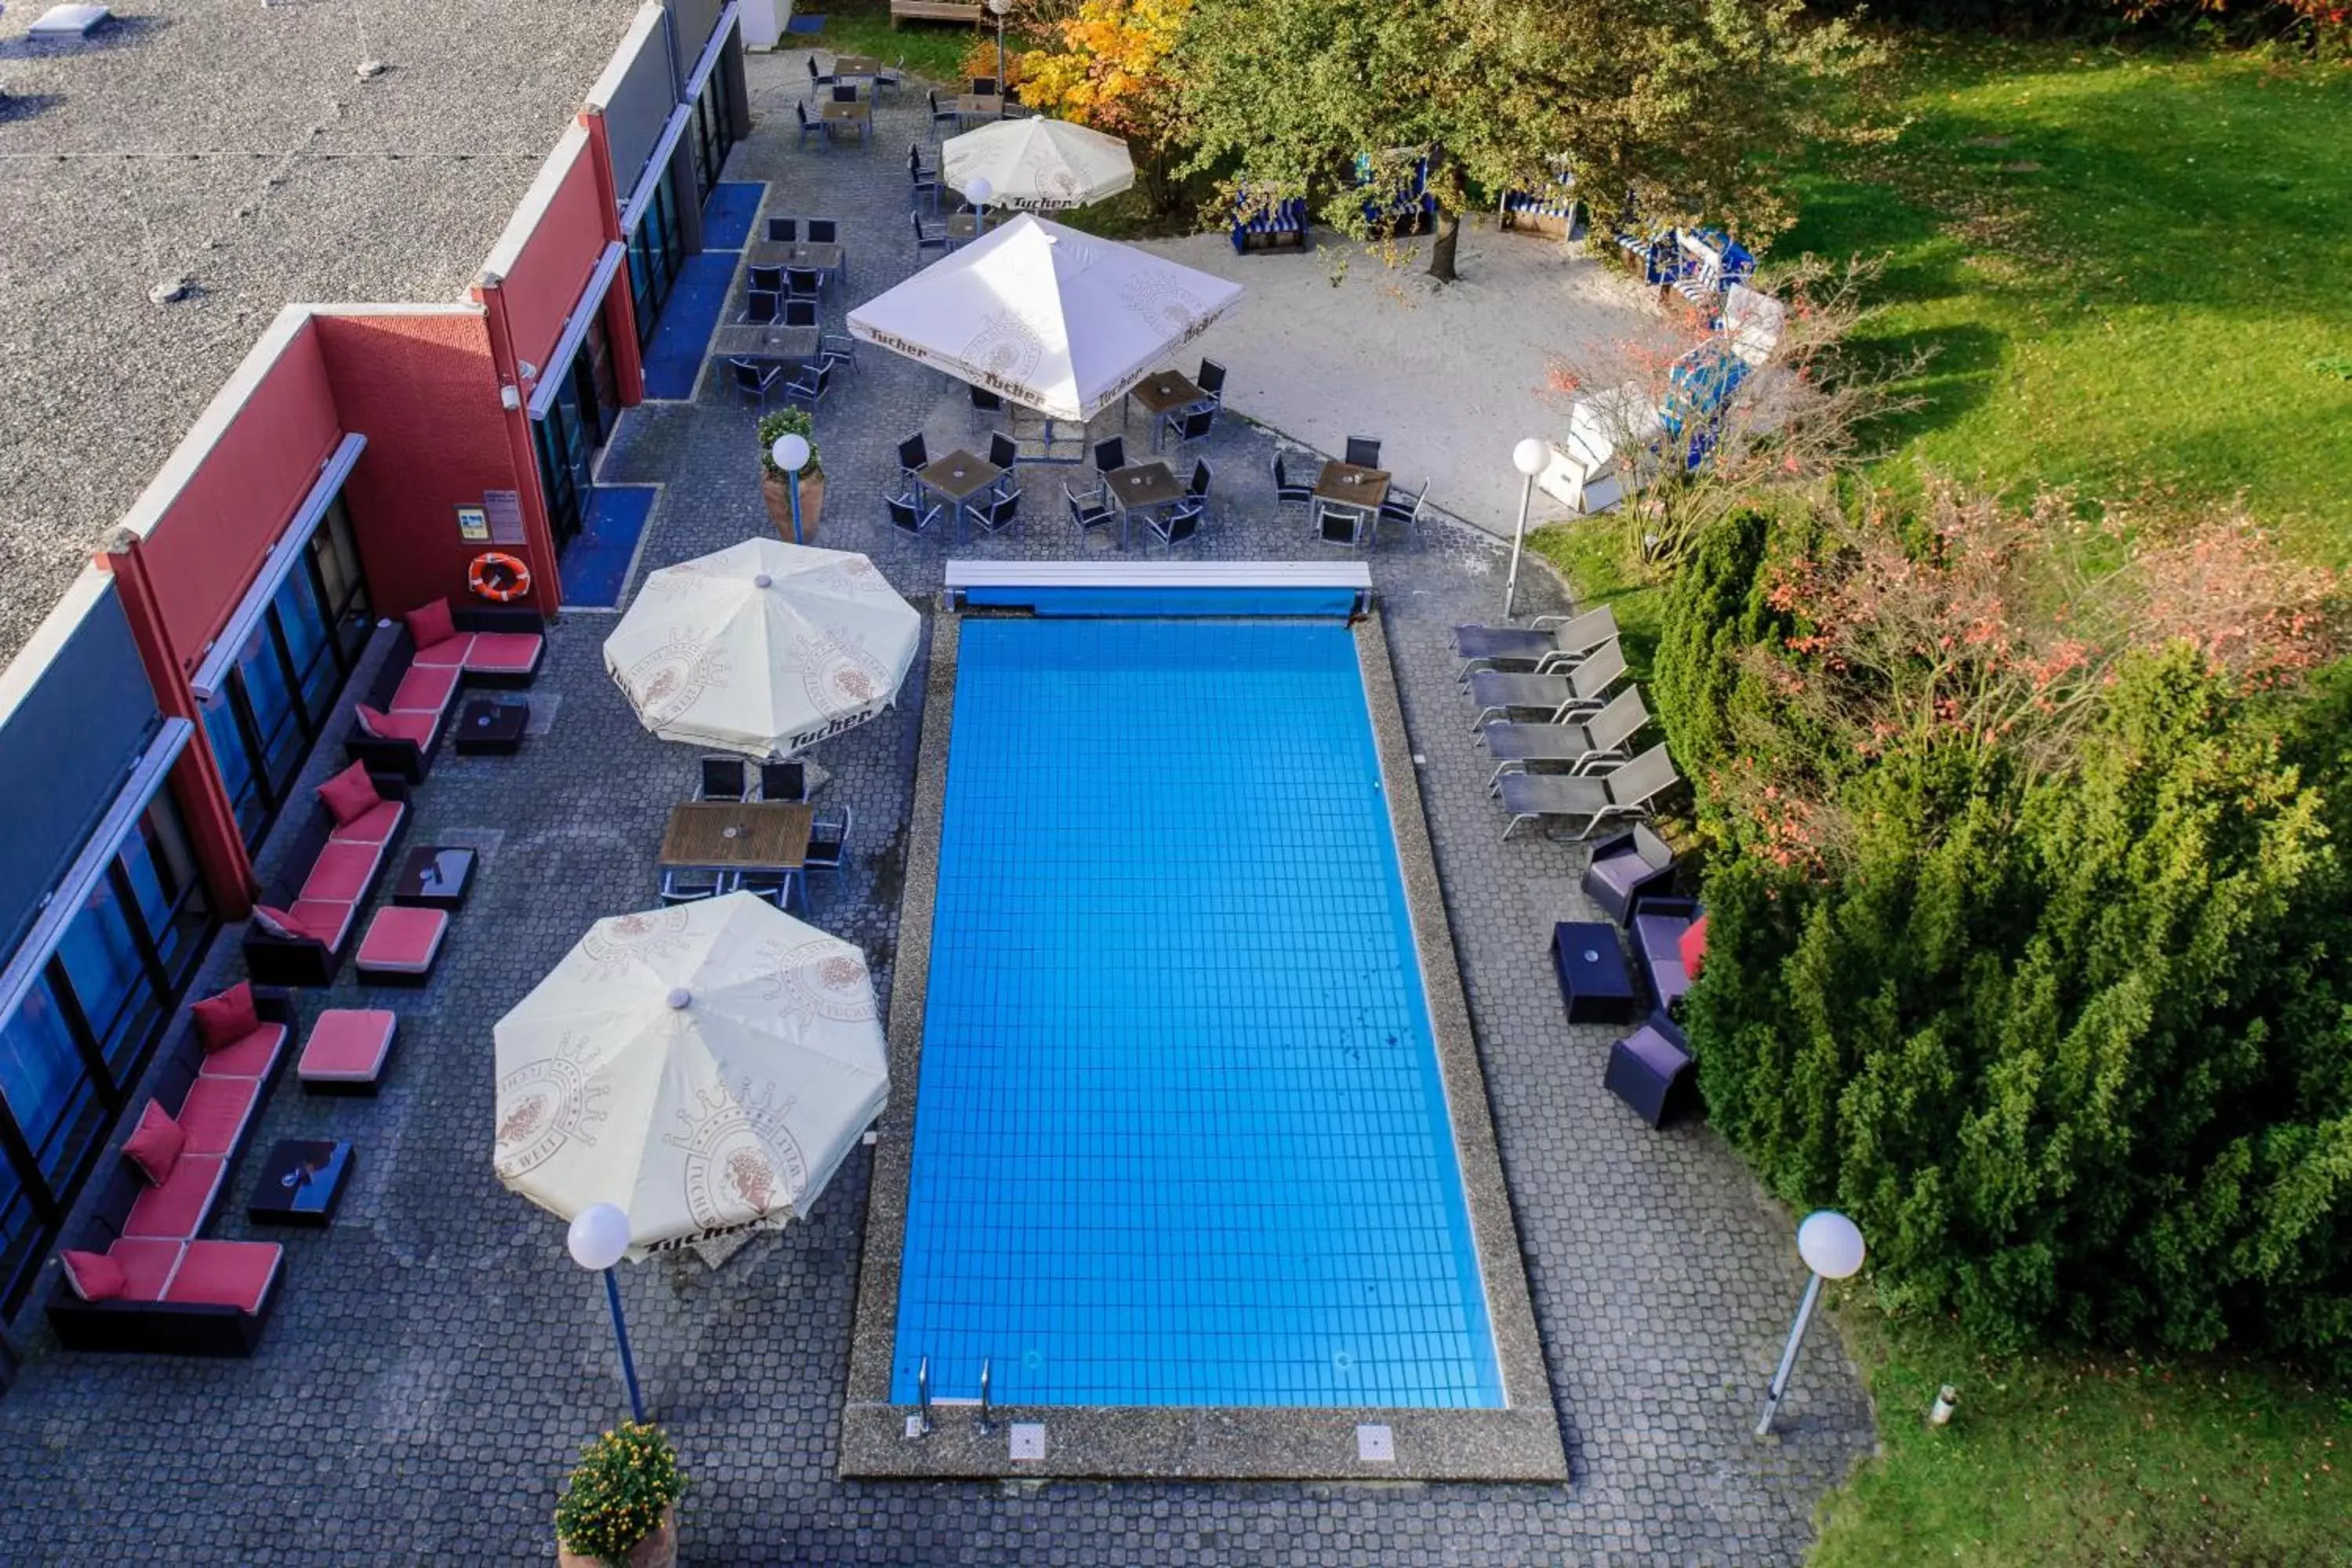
[
  {"x1": 942, "y1": 118, "x2": 1134, "y2": 211},
  {"x1": 846, "y1": 214, "x2": 1244, "y2": 424}
]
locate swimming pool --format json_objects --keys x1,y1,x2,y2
[{"x1": 891, "y1": 611, "x2": 1504, "y2": 1410}]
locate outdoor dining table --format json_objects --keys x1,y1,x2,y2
[
  {"x1": 919, "y1": 449, "x2": 1006, "y2": 543},
  {"x1": 746, "y1": 240, "x2": 844, "y2": 273},
  {"x1": 822, "y1": 100, "x2": 873, "y2": 147},
  {"x1": 709, "y1": 323, "x2": 820, "y2": 362},
  {"x1": 1124, "y1": 371, "x2": 1207, "y2": 444},
  {"x1": 832, "y1": 53, "x2": 882, "y2": 78},
  {"x1": 1105, "y1": 460, "x2": 1183, "y2": 548},
  {"x1": 1314, "y1": 460, "x2": 1391, "y2": 546},
  {"x1": 945, "y1": 209, "x2": 1016, "y2": 245},
  {"x1": 660, "y1": 801, "x2": 816, "y2": 909},
  {"x1": 953, "y1": 93, "x2": 1004, "y2": 126}
]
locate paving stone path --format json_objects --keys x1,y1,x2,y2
[{"x1": 0, "y1": 53, "x2": 1872, "y2": 1565}]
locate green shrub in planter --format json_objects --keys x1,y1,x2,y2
[
  {"x1": 555, "y1": 1421, "x2": 685, "y2": 1566},
  {"x1": 758, "y1": 407, "x2": 821, "y2": 481}
]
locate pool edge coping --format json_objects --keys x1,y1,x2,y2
[{"x1": 840, "y1": 601, "x2": 1570, "y2": 1484}]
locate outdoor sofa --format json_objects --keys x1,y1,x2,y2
[
  {"x1": 341, "y1": 600, "x2": 546, "y2": 781},
  {"x1": 1630, "y1": 897, "x2": 1706, "y2": 1016},
  {"x1": 241, "y1": 765, "x2": 412, "y2": 988},
  {"x1": 45, "y1": 984, "x2": 294, "y2": 1355}
]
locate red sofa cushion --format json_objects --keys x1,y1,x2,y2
[
  {"x1": 191, "y1": 982, "x2": 260, "y2": 1051},
  {"x1": 175, "y1": 1076, "x2": 260, "y2": 1157},
  {"x1": 316, "y1": 761, "x2": 381, "y2": 827},
  {"x1": 358, "y1": 706, "x2": 437, "y2": 747},
  {"x1": 357, "y1": 906, "x2": 448, "y2": 974},
  {"x1": 299, "y1": 1009, "x2": 399, "y2": 1084},
  {"x1": 59, "y1": 1249, "x2": 125, "y2": 1302},
  {"x1": 122, "y1": 1102, "x2": 186, "y2": 1186},
  {"x1": 105, "y1": 1238, "x2": 185, "y2": 1303},
  {"x1": 123, "y1": 1154, "x2": 224, "y2": 1239},
  {"x1": 329, "y1": 800, "x2": 405, "y2": 847},
  {"x1": 251, "y1": 904, "x2": 318, "y2": 943},
  {"x1": 1678, "y1": 914, "x2": 1708, "y2": 982},
  {"x1": 288, "y1": 899, "x2": 358, "y2": 952},
  {"x1": 465, "y1": 632, "x2": 543, "y2": 677},
  {"x1": 300, "y1": 839, "x2": 379, "y2": 906},
  {"x1": 412, "y1": 633, "x2": 476, "y2": 669},
  {"x1": 404, "y1": 597, "x2": 457, "y2": 652},
  {"x1": 198, "y1": 1022, "x2": 288, "y2": 1080},
  {"x1": 162, "y1": 1241, "x2": 281, "y2": 1314},
  {"x1": 391, "y1": 664, "x2": 460, "y2": 715}
]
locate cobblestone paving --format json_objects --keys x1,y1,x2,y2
[{"x1": 0, "y1": 53, "x2": 1872, "y2": 1564}]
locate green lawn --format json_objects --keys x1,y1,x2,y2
[
  {"x1": 784, "y1": 0, "x2": 1021, "y2": 90},
  {"x1": 1779, "y1": 38, "x2": 2352, "y2": 557},
  {"x1": 1814, "y1": 1308, "x2": 2351, "y2": 1566}
]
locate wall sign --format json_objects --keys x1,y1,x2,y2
[
  {"x1": 484, "y1": 490, "x2": 525, "y2": 546},
  {"x1": 455, "y1": 505, "x2": 490, "y2": 543}
]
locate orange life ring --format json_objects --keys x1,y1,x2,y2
[{"x1": 468, "y1": 551, "x2": 532, "y2": 603}]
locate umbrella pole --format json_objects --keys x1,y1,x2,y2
[{"x1": 603, "y1": 1265, "x2": 648, "y2": 1422}]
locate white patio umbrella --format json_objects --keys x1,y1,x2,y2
[
  {"x1": 602, "y1": 537, "x2": 920, "y2": 760},
  {"x1": 492, "y1": 893, "x2": 890, "y2": 1258},
  {"x1": 942, "y1": 118, "x2": 1134, "y2": 211},
  {"x1": 848, "y1": 213, "x2": 1244, "y2": 424}
]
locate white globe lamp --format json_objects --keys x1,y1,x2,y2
[
  {"x1": 1757, "y1": 1210, "x2": 1864, "y2": 1437},
  {"x1": 1502, "y1": 435, "x2": 1550, "y2": 619}
]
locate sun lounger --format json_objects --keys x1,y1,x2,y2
[
  {"x1": 1454, "y1": 606, "x2": 1619, "y2": 683},
  {"x1": 1483, "y1": 688, "x2": 1650, "y2": 791},
  {"x1": 1465, "y1": 641, "x2": 1627, "y2": 733},
  {"x1": 1497, "y1": 742, "x2": 1679, "y2": 840}
]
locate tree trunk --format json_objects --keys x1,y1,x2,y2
[{"x1": 1427, "y1": 206, "x2": 1460, "y2": 284}]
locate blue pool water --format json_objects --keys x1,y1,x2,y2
[{"x1": 892, "y1": 616, "x2": 1504, "y2": 1409}]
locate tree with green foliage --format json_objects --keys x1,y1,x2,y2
[{"x1": 1175, "y1": 0, "x2": 1876, "y2": 281}]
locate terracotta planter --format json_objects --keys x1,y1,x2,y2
[
  {"x1": 762, "y1": 468, "x2": 825, "y2": 543},
  {"x1": 558, "y1": 1507, "x2": 677, "y2": 1568}
]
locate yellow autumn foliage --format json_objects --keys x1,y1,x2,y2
[{"x1": 1011, "y1": 0, "x2": 1191, "y2": 147}]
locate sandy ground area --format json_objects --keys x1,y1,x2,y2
[{"x1": 1137, "y1": 222, "x2": 1676, "y2": 539}]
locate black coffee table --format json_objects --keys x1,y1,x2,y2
[
  {"x1": 393, "y1": 845, "x2": 477, "y2": 910},
  {"x1": 1552, "y1": 920, "x2": 1635, "y2": 1024},
  {"x1": 248, "y1": 1139, "x2": 354, "y2": 1227},
  {"x1": 455, "y1": 696, "x2": 528, "y2": 755}
]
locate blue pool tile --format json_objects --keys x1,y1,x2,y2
[
  {"x1": 557, "y1": 485, "x2": 658, "y2": 608},
  {"x1": 640, "y1": 251, "x2": 742, "y2": 400},
  {"x1": 699, "y1": 180, "x2": 764, "y2": 250}
]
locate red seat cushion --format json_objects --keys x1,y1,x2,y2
[
  {"x1": 465, "y1": 632, "x2": 543, "y2": 676},
  {"x1": 404, "y1": 597, "x2": 457, "y2": 652},
  {"x1": 175, "y1": 1076, "x2": 260, "y2": 1157},
  {"x1": 251, "y1": 903, "x2": 320, "y2": 944},
  {"x1": 1678, "y1": 913, "x2": 1708, "y2": 982},
  {"x1": 105, "y1": 1238, "x2": 185, "y2": 1303},
  {"x1": 123, "y1": 1154, "x2": 224, "y2": 1239},
  {"x1": 198, "y1": 1022, "x2": 287, "y2": 1080},
  {"x1": 299, "y1": 839, "x2": 380, "y2": 905},
  {"x1": 162, "y1": 1241, "x2": 281, "y2": 1314},
  {"x1": 299, "y1": 1009, "x2": 398, "y2": 1083},
  {"x1": 59, "y1": 1249, "x2": 126, "y2": 1302},
  {"x1": 391, "y1": 664, "x2": 460, "y2": 715},
  {"x1": 357, "y1": 906, "x2": 448, "y2": 974},
  {"x1": 122, "y1": 1101, "x2": 187, "y2": 1186},
  {"x1": 315, "y1": 761, "x2": 382, "y2": 828},
  {"x1": 191, "y1": 982, "x2": 259, "y2": 1051},
  {"x1": 329, "y1": 800, "x2": 405, "y2": 847},
  {"x1": 411, "y1": 633, "x2": 476, "y2": 669},
  {"x1": 359, "y1": 706, "x2": 438, "y2": 747},
  {"x1": 287, "y1": 899, "x2": 358, "y2": 952}
]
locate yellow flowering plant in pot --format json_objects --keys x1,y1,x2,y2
[{"x1": 554, "y1": 1421, "x2": 686, "y2": 1568}]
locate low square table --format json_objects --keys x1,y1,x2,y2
[
  {"x1": 1552, "y1": 920, "x2": 1636, "y2": 1024},
  {"x1": 248, "y1": 1139, "x2": 355, "y2": 1228},
  {"x1": 455, "y1": 697, "x2": 527, "y2": 755},
  {"x1": 920, "y1": 449, "x2": 1005, "y2": 541},
  {"x1": 393, "y1": 845, "x2": 477, "y2": 911},
  {"x1": 821, "y1": 100, "x2": 872, "y2": 145},
  {"x1": 1105, "y1": 461, "x2": 1183, "y2": 547}
]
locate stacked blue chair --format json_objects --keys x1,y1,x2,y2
[{"x1": 1660, "y1": 342, "x2": 1748, "y2": 470}]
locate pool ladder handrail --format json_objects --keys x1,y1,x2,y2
[
  {"x1": 915, "y1": 1354, "x2": 933, "y2": 1436},
  {"x1": 975, "y1": 1356, "x2": 996, "y2": 1436}
]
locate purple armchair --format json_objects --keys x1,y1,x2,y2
[
  {"x1": 1605, "y1": 1013, "x2": 1694, "y2": 1128},
  {"x1": 1630, "y1": 897, "x2": 1701, "y2": 1016},
  {"x1": 1582, "y1": 824, "x2": 1675, "y2": 926}
]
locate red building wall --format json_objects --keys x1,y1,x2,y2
[
  {"x1": 495, "y1": 132, "x2": 613, "y2": 387},
  {"x1": 310, "y1": 309, "x2": 555, "y2": 618}
]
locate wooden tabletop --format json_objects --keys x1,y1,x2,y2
[
  {"x1": 833, "y1": 53, "x2": 882, "y2": 73},
  {"x1": 710, "y1": 324, "x2": 820, "y2": 361},
  {"x1": 1315, "y1": 461, "x2": 1391, "y2": 510},
  {"x1": 822, "y1": 100, "x2": 873, "y2": 123},
  {"x1": 660, "y1": 803, "x2": 815, "y2": 870},
  {"x1": 746, "y1": 240, "x2": 845, "y2": 271},
  {"x1": 946, "y1": 209, "x2": 1015, "y2": 239},
  {"x1": 920, "y1": 449, "x2": 1004, "y2": 502},
  {"x1": 1128, "y1": 372, "x2": 1206, "y2": 418},
  {"x1": 1107, "y1": 461, "x2": 1184, "y2": 509}
]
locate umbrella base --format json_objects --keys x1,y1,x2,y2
[{"x1": 761, "y1": 470, "x2": 825, "y2": 543}]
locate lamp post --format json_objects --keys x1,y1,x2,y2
[
  {"x1": 568, "y1": 1202, "x2": 644, "y2": 1422},
  {"x1": 986, "y1": 0, "x2": 1011, "y2": 101},
  {"x1": 967, "y1": 174, "x2": 993, "y2": 240},
  {"x1": 1755, "y1": 1210, "x2": 1865, "y2": 1439},
  {"x1": 770, "y1": 433, "x2": 811, "y2": 546},
  {"x1": 1503, "y1": 436, "x2": 1548, "y2": 620}
]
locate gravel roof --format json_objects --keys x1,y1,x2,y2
[{"x1": 0, "y1": 0, "x2": 645, "y2": 669}]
